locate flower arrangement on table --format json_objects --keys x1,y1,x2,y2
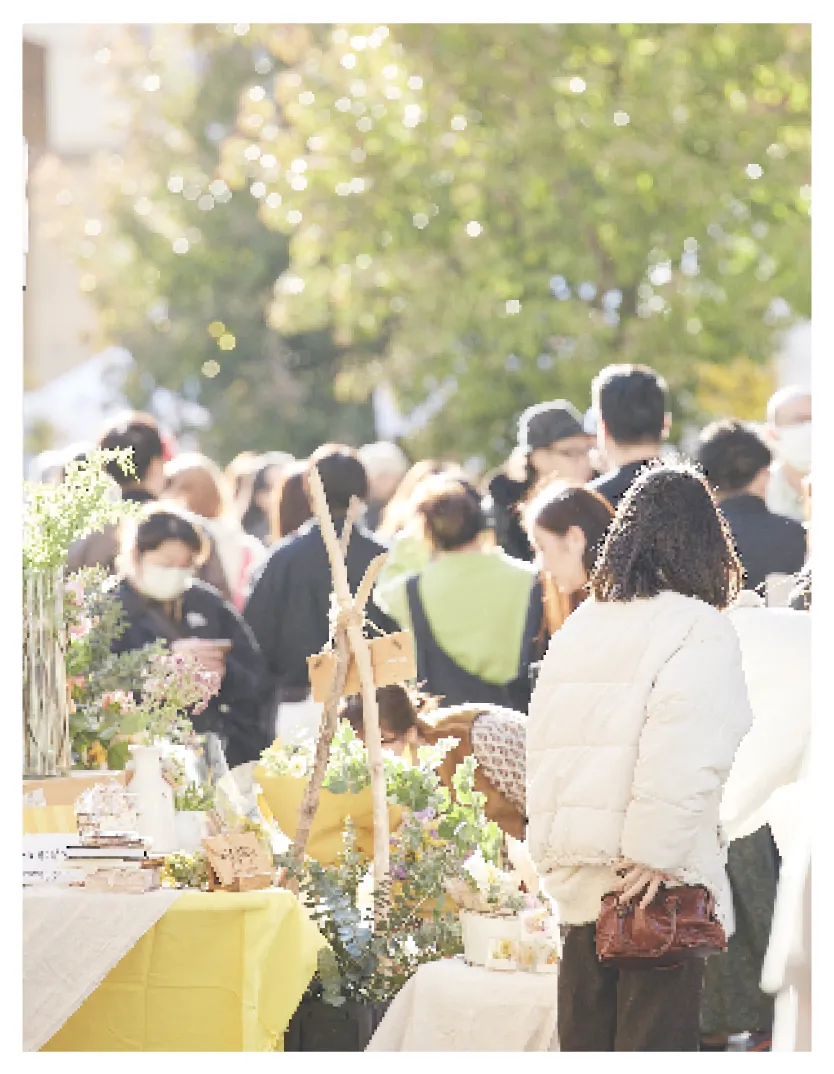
[
  {"x1": 23, "y1": 449, "x2": 140, "y2": 777},
  {"x1": 444, "y1": 850, "x2": 547, "y2": 917},
  {"x1": 258, "y1": 721, "x2": 506, "y2": 1005}
]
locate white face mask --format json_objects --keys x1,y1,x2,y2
[
  {"x1": 136, "y1": 564, "x2": 193, "y2": 602},
  {"x1": 774, "y1": 421, "x2": 812, "y2": 475}
]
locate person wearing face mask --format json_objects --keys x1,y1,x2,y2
[
  {"x1": 484, "y1": 399, "x2": 594, "y2": 562},
  {"x1": 764, "y1": 386, "x2": 812, "y2": 523},
  {"x1": 110, "y1": 505, "x2": 271, "y2": 769}
]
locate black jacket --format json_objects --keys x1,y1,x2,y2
[
  {"x1": 719, "y1": 494, "x2": 807, "y2": 596},
  {"x1": 588, "y1": 457, "x2": 660, "y2": 511},
  {"x1": 110, "y1": 578, "x2": 271, "y2": 768},
  {"x1": 243, "y1": 518, "x2": 398, "y2": 697},
  {"x1": 484, "y1": 472, "x2": 535, "y2": 562}
]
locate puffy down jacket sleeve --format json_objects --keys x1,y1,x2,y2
[{"x1": 620, "y1": 613, "x2": 753, "y2": 877}]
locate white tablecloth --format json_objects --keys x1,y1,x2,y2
[
  {"x1": 367, "y1": 956, "x2": 560, "y2": 1051},
  {"x1": 23, "y1": 886, "x2": 183, "y2": 1052}
]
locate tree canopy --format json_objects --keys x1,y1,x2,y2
[
  {"x1": 224, "y1": 23, "x2": 810, "y2": 462},
  {"x1": 47, "y1": 24, "x2": 810, "y2": 467}
]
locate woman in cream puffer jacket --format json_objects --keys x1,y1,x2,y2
[{"x1": 528, "y1": 463, "x2": 755, "y2": 1052}]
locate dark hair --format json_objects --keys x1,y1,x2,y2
[
  {"x1": 340, "y1": 684, "x2": 435, "y2": 739},
  {"x1": 592, "y1": 364, "x2": 669, "y2": 446},
  {"x1": 525, "y1": 484, "x2": 615, "y2": 575},
  {"x1": 414, "y1": 475, "x2": 487, "y2": 552},
  {"x1": 241, "y1": 454, "x2": 291, "y2": 536},
  {"x1": 590, "y1": 462, "x2": 743, "y2": 609},
  {"x1": 306, "y1": 444, "x2": 369, "y2": 514},
  {"x1": 270, "y1": 462, "x2": 313, "y2": 541},
  {"x1": 132, "y1": 505, "x2": 207, "y2": 562},
  {"x1": 99, "y1": 412, "x2": 164, "y2": 486},
  {"x1": 694, "y1": 419, "x2": 772, "y2": 498}
]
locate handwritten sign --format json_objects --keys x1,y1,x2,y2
[{"x1": 202, "y1": 833, "x2": 274, "y2": 890}]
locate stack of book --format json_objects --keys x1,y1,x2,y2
[{"x1": 65, "y1": 833, "x2": 164, "y2": 892}]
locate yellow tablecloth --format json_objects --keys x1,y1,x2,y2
[{"x1": 42, "y1": 889, "x2": 326, "y2": 1052}]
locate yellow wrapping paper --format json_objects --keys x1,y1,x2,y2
[
  {"x1": 42, "y1": 890, "x2": 326, "y2": 1052},
  {"x1": 254, "y1": 765, "x2": 402, "y2": 866},
  {"x1": 23, "y1": 806, "x2": 77, "y2": 834}
]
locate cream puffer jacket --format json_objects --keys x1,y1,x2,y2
[{"x1": 527, "y1": 590, "x2": 754, "y2": 932}]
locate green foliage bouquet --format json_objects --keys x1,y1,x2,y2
[
  {"x1": 23, "y1": 449, "x2": 138, "y2": 573},
  {"x1": 270, "y1": 723, "x2": 503, "y2": 1004}
]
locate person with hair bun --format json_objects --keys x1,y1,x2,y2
[
  {"x1": 377, "y1": 474, "x2": 536, "y2": 708},
  {"x1": 111, "y1": 504, "x2": 270, "y2": 768}
]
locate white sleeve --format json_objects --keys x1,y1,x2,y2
[{"x1": 620, "y1": 617, "x2": 754, "y2": 875}]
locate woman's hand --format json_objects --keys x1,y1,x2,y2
[
  {"x1": 173, "y1": 638, "x2": 228, "y2": 679},
  {"x1": 613, "y1": 862, "x2": 673, "y2": 909}
]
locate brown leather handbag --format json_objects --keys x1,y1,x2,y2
[{"x1": 596, "y1": 885, "x2": 727, "y2": 970}]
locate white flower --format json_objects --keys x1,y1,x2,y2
[{"x1": 286, "y1": 755, "x2": 308, "y2": 778}]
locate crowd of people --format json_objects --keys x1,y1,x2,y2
[{"x1": 39, "y1": 360, "x2": 812, "y2": 1052}]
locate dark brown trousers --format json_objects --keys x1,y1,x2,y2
[{"x1": 558, "y1": 923, "x2": 705, "y2": 1051}]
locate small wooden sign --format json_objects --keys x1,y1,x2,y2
[
  {"x1": 307, "y1": 631, "x2": 416, "y2": 703},
  {"x1": 202, "y1": 833, "x2": 274, "y2": 892}
]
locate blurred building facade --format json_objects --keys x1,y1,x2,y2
[{"x1": 22, "y1": 25, "x2": 123, "y2": 392}]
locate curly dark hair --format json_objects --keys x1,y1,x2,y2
[{"x1": 589, "y1": 461, "x2": 743, "y2": 609}]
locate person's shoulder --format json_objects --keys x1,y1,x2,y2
[
  {"x1": 355, "y1": 524, "x2": 391, "y2": 553},
  {"x1": 587, "y1": 469, "x2": 619, "y2": 501},
  {"x1": 488, "y1": 470, "x2": 526, "y2": 506},
  {"x1": 492, "y1": 548, "x2": 537, "y2": 576},
  {"x1": 185, "y1": 577, "x2": 228, "y2": 606}
]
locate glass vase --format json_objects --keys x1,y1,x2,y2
[{"x1": 22, "y1": 567, "x2": 70, "y2": 777}]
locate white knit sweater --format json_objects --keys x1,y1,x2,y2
[{"x1": 527, "y1": 591, "x2": 754, "y2": 932}]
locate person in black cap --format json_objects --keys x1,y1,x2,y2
[{"x1": 483, "y1": 400, "x2": 593, "y2": 562}]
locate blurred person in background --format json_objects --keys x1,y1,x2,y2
[
  {"x1": 378, "y1": 474, "x2": 536, "y2": 708},
  {"x1": 241, "y1": 451, "x2": 295, "y2": 544},
  {"x1": 68, "y1": 413, "x2": 231, "y2": 598},
  {"x1": 521, "y1": 483, "x2": 614, "y2": 691},
  {"x1": 225, "y1": 451, "x2": 259, "y2": 521},
  {"x1": 163, "y1": 452, "x2": 265, "y2": 611},
  {"x1": 111, "y1": 504, "x2": 270, "y2": 769},
  {"x1": 485, "y1": 400, "x2": 594, "y2": 562},
  {"x1": 719, "y1": 591, "x2": 811, "y2": 1051},
  {"x1": 358, "y1": 440, "x2": 410, "y2": 531},
  {"x1": 529, "y1": 463, "x2": 753, "y2": 1052},
  {"x1": 66, "y1": 412, "x2": 166, "y2": 573},
  {"x1": 789, "y1": 475, "x2": 812, "y2": 611},
  {"x1": 374, "y1": 459, "x2": 464, "y2": 612},
  {"x1": 376, "y1": 459, "x2": 456, "y2": 539},
  {"x1": 345, "y1": 684, "x2": 527, "y2": 840},
  {"x1": 763, "y1": 386, "x2": 811, "y2": 523},
  {"x1": 588, "y1": 364, "x2": 670, "y2": 510},
  {"x1": 244, "y1": 444, "x2": 397, "y2": 744},
  {"x1": 695, "y1": 420, "x2": 806, "y2": 602},
  {"x1": 268, "y1": 460, "x2": 314, "y2": 544}
]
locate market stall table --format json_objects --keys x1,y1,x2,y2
[
  {"x1": 25, "y1": 887, "x2": 325, "y2": 1052},
  {"x1": 366, "y1": 956, "x2": 560, "y2": 1051}
]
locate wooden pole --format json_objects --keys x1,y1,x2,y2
[{"x1": 306, "y1": 469, "x2": 391, "y2": 913}]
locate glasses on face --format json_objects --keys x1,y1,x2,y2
[{"x1": 552, "y1": 446, "x2": 591, "y2": 461}]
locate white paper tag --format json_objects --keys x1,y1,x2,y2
[{"x1": 22, "y1": 834, "x2": 82, "y2": 886}]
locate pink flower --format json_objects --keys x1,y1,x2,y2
[{"x1": 65, "y1": 579, "x2": 85, "y2": 606}]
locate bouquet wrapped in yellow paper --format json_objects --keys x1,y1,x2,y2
[{"x1": 254, "y1": 763, "x2": 402, "y2": 867}]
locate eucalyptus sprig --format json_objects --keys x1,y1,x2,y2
[{"x1": 23, "y1": 448, "x2": 138, "y2": 572}]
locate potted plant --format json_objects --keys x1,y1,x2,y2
[
  {"x1": 258, "y1": 723, "x2": 504, "y2": 1050},
  {"x1": 173, "y1": 779, "x2": 216, "y2": 852},
  {"x1": 445, "y1": 852, "x2": 548, "y2": 967}
]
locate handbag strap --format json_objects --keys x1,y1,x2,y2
[{"x1": 626, "y1": 896, "x2": 679, "y2": 958}]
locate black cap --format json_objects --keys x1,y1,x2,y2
[{"x1": 518, "y1": 400, "x2": 586, "y2": 452}]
